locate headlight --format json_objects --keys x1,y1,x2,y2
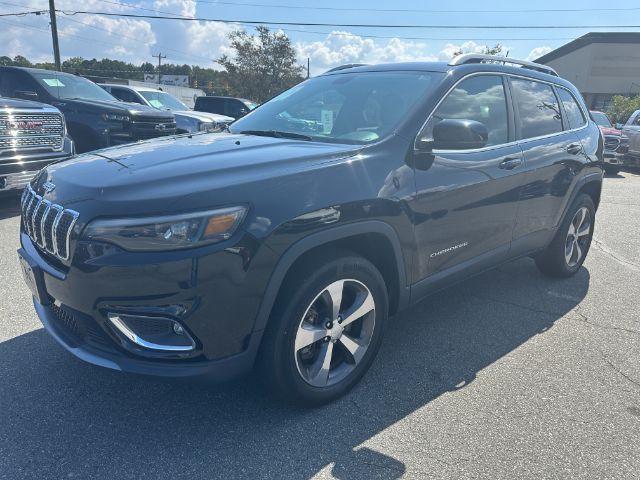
[
  {"x1": 198, "y1": 121, "x2": 219, "y2": 133},
  {"x1": 83, "y1": 206, "x2": 247, "y2": 251},
  {"x1": 102, "y1": 113, "x2": 131, "y2": 122}
]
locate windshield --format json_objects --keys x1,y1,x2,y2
[
  {"x1": 139, "y1": 90, "x2": 188, "y2": 111},
  {"x1": 33, "y1": 72, "x2": 117, "y2": 102},
  {"x1": 591, "y1": 111, "x2": 612, "y2": 127},
  {"x1": 230, "y1": 71, "x2": 440, "y2": 144},
  {"x1": 242, "y1": 100, "x2": 258, "y2": 110}
]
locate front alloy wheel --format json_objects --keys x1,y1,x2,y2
[
  {"x1": 258, "y1": 253, "x2": 388, "y2": 405},
  {"x1": 294, "y1": 279, "x2": 375, "y2": 387}
]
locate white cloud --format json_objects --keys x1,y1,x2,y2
[
  {"x1": 527, "y1": 46, "x2": 553, "y2": 61},
  {"x1": 296, "y1": 31, "x2": 439, "y2": 75},
  {"x1": 0, "y1": 0, "x2": 233, "y2": 67}
]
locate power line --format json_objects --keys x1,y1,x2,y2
[
  {"x1": 194, "y1": 0, "x2": 640, "y2": 14},
  {"x1": 57, "y1": 10, "x2": 640, "y2": 29},
  {"x1": 85, "y1": 0, "x2": 580, "y2": 41},
  {"x1": 0, "y1": 10, "x2": 46, "y2": 16}
]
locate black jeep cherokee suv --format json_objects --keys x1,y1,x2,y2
[
  {"x1": 18, "y1": 55, "x2": 603, "y2": 404},
  {"x1": 0, "y1": 67, "x2": 176, "y2": 153}
]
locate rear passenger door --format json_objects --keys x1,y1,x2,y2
[
  {"x1": 510, "y1": 77, "x2": 587, "y2": 249},
  {"x1": 411, "y1": 74, "x2": 525, "y2": 280}
]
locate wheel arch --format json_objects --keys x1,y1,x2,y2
[{"x1": 251, "y1": 221, "x2": 410, "y2": 334}]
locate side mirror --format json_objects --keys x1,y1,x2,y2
[
  {"x1": 615, "y1": 123, "x2": 624, "y2": 130},
  {"x1": 14, "y1": 90, "x2": 39, "y2": 102},
  {"x1": 417, "y1": 119, "x2": 489, "y2": 151}
]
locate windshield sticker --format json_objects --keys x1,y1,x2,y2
[
  {"x1": 321, "y1": 109, "x2": 333, "y2": 134},
  {"x1": 148, "y1": 99, "x2": 163, "y2": 108},
  {"x1": 42, "y1": 78, "x2": 65, "y2": 87}
]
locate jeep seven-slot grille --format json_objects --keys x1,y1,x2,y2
[
  {"x1": 21, "y1": 184, "x2": 78, "y2": 261},
  {"x1": 0, "y1": 113, "x2": 64, "y2": 153}
]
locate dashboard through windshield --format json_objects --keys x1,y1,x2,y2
[{"x1": 230, "y1": 71, "x2": 440, "y2": 144}]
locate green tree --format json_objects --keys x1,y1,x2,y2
[
  {"x1": 12, "y1": 55, "x2": 32, "y2": 67},
  {"x1": 607, "y1": 95, "x2": 640, "y2": 124},
  {"x1": 217, "y1": 26, "x2": 304, "y2": 102}
]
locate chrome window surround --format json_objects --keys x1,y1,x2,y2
[
  {"x1": 21, "y1": 184, "x2": 79, "y2": 261},
  {"x1": 415, "y1": 71, "x2": 590, "y2": 155},
  {"x1": 107, "y1": 314, "x2": 196, "y2": 352}
]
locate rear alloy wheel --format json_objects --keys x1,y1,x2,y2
[
  {"x1": 258, "y1": 254, "x2": 388, "y2": 405},
  {"x1": 564, "y1": 207, "x2": 592, "y2": 268},
  {"x1": 535, "y1": 193, "x2": 595, "y2": 278}
]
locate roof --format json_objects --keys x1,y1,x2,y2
[
  {"x1": 323, "y1": 62, "x2": 451, "y2": 74},
  {"x1": 0, "y1": 66, "x2": 77, "y2": 76},
  {"x1": 320, "y1": 60, "x2": 571, "y2": 88},
  {"x1": 536, "y1": 32, "x2": 640, "y2": 64},
  {"x1": 99, "y1": 83, "x2": 160, "y2": 92}
]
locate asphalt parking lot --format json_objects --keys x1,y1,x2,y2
[{"x1": 1, "y1": 172, "x2": 639, "y2": 480}]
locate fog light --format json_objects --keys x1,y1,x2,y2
[
  {"x1": 107, "y1": 313, "x2": 196, "y2": 352},
  {"x1": 173, "y1": 323, "x2": 185, "y2": 335}
]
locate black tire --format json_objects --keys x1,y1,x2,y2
[
  {"x1": 257, "y1": 252, "x2": 388, "y2": 405},
  {"x1": 603, "y1": 165, "x2": 620, "y2": 175},
  {"x1": 535, "y1": 193, "x2": 595, "y2": 278}
]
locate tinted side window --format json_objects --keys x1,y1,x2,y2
[
  {"x1": 557, "y1": 88, "x2": 586, "y2": 130},
  {"x1": 512, "y1": 78, "x2": 562, "y2": 139},
  {"x1": 428, "y1": 75, "x2": 508, "y2": 147},
  {"x1": 112, "y1": 88, "x2": 143, "y2": 104},
  {"x1": 224, "y1": 99, "x2": 244, "y2": 117},
  {"x1": 0, "y1": 70, "x2": 40, "y2": 99}
]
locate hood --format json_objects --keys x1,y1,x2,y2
[
  {"x1": 61, "y1": 98, "x2": 174, "y2": 119},
  {"x1": 173, "y1": 110, "x2": 234, "y2": 123},
  {"x1": 598, "y1": 125, "x2": 622, "y2": 136},
  {"x1": 0, "y1": 97, "x2": 51, "y2": 110},
  {"x1": 36, "y1": 133, "x2": 360, "y2": 215}
]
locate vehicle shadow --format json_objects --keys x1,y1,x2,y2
[
  {"x1": 0, "y1": 195, "x2": 20, "y2": 220},
  {"x1": 0, "y1": 258, "x2": 590, "y2": 479}
]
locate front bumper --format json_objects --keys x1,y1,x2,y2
[
  {"x1": 34, "y1": 300, "x2": 261, "y2": 379},
  {"x1": 20, "y1": 228, "x2": 271, "y2": 380}
]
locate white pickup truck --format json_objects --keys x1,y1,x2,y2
[{"x1": 620, "y1": 109, "x2": 640, "y2": 166}]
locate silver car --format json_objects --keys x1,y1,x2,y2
[{"x1": 99, "y1": 84, "x2": 234, "y2": 134}]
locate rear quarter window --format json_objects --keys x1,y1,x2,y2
[
  {"x1": 557, "y1": 88, "x2": 586, "y2": 130},
  {"x1": 511, "y1": 78, "x2": 563, "y2": 139}
]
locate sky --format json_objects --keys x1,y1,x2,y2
[{"x1": 1, "y1": 0, "x2": 639, "y2": 75}]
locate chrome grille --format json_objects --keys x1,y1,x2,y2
[
  {"x1": 604, "y1": 135, "x2": 620, "y2": 151},
  {"x1": 21, "y1": 184, "x2": 78, "y2": 261},
  {"x1": 0, "y1": 112, "x2": 64, "y2": 153}
]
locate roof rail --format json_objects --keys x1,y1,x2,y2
[
  {"x1": 448, "y1": 53, "x2": 558, "y2": 76},
  {"x1": 325, "y1": 63, "x2": 369, "y2": 73}
]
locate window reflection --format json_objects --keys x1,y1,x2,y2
[{"x1": 512, "y1": 79, "x2": 562, "y2": 139}]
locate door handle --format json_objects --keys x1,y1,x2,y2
[
  {"x1": 498, "y1": 157, "x2": 522, "y2": 170},
  {"x1": 566, "y1": 143, "x2": 582, "y2": 155}
]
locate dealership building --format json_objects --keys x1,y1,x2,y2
[{"x1": 536, "y1": 32, "x2": 640, "y2": 110}]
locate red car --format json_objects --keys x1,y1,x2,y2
[{"x1": 590, "y1": 110, "x2": 629, "y2": 174}]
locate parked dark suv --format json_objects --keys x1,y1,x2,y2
[
  {"x1": 0, "y1": 67, "x2": 176, "y2": 153},
  {"x1": 194, "y1": 95, "x2": 257, "y2": 119},
  {"x1": 18, "y1": 55, "x2": 603, "y2": 404}
]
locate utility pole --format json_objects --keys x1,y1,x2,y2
[
  {"x1": 307, "y1": 57, "x2": 310, "y2": 79},
  {"x1": 48, "y1": 0, "x2": 61, "y2": 71},
  {"x1": 152, "y1": 53, "x2": 166, "y2": 85}
]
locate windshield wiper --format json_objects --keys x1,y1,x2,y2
[{"x1": 239, "y1": 130, "x2": 313, "y2": 141}]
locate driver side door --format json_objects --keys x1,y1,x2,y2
[{"x1": 410, "y1": 74, "x2": 526, "y2": 283}]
